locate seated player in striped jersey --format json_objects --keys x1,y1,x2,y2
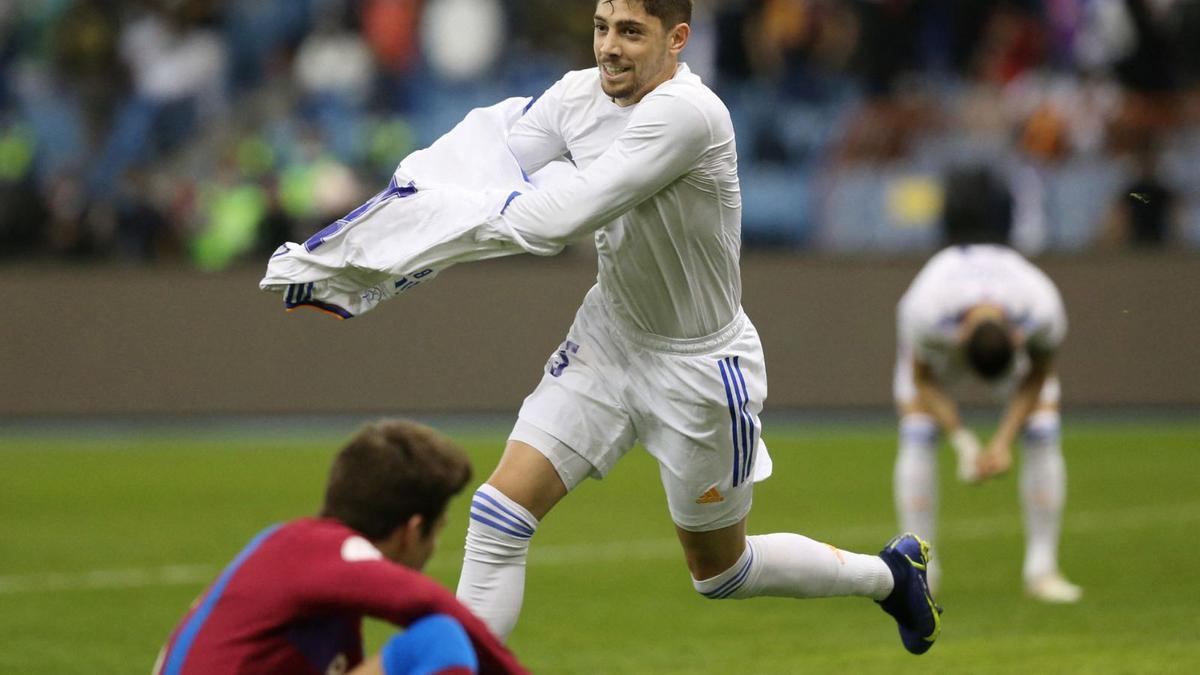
[
  {"x1": 454, "y1": 0, "x2": 941, "y2": 657},
  {"x1": 893, "y1": 244, "x2": 1082, "y2": 603},
  {"x1": 154, "y1": 421, "x2": 528, "y2": 675}
]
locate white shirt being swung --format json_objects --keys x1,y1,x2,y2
[{"x1": 489, "y1": 63, "x2": 744, "y2": 340}]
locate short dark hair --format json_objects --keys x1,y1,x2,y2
[
  {"x1": 966, "y1": 320, "x2": 1015, "y2": 381},
  {"x1": 606, "y1": 0, "x2": 692, "y2": 27},
  {"x1": 320, "y1": 421, "x2": 472, "y2": 540}
]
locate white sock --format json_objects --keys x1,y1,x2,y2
[
  {"x1": 1020, "y1": 410, "x2": 1066, "y2": 582},
  {"x1": 692, "y1": 534, "x2": 894, "y2": 601},
  {"x1": 894, "y1": 414, "x2": 940, "y2": 587},
  {"x1": 456, "y1": 484, "x2": 538, "y2": 641}
]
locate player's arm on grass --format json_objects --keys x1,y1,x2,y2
[
  {"x1": 500, "y1": 93, "x2": 710, "y2": 247},
  {"x1": 302, "y1": 559, "x2": 528, "y2": 675}
]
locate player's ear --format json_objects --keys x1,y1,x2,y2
[
  {"x1": 402, "y1": 514, "x2": 426, "y2": 546},
  {"x1": 668, "y1": 22, "x2": 689, "y2": 54}
]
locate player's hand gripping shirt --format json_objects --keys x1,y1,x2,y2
[
  {"x1": 491, "y1": 63, "x2": 743, "y2": 340},
  {"x1": 154, "y1": 518, "x2": 527, "y2": 675},
  {"x1": 897, "y1": 244, "x2": 1067, "y2": 374}
]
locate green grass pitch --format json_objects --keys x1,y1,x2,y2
[{"x1": 1, "y1": 418, "x2": 1197, "y2": 673}]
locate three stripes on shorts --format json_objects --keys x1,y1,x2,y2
[{"x1": 718, "y1": 356, "x2": 757, "y2": 488}]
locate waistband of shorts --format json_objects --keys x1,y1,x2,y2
[{"x1": 594, "y1": 291, "x2": 749, "y2": 356}]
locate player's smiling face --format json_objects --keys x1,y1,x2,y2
[{"x1": 593, "y1": 0, "x2": 689, "y2": 106}]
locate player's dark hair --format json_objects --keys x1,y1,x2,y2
[
  {"x1": 966, "y1": 320, "x2": 1015, "y2": 381},
  {"x1": 321, "y1": 420, "x2": 472, "y2": 540},
  {"x1": 612, "y1": 0, "x2": 692, "y2": 27}
]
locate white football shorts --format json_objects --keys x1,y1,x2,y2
[{"x1": 513, "y1": 286, "x2": 772, "y2": 532}]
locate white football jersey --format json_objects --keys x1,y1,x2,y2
[
  {"x1": 501, "y1": 63, "x2": 743, "y2": 340},
  {"x1": 897, "y1": 244, "x2": 1067, "y2": 372}
]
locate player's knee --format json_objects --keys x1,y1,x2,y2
[
  {"x1": 691, "y1": 544, "x2": 755, "y2": 601},
  {"x1": 1022, "y1": 410, "x2": 1061, "y2": 449},
  {"x1": 380, "y1": 614, "x2": 478, "y2": 675},
  {"x1": 463, "y1": 485, "x2": 538, "y2": 564},
  {"x1": 899, "y1": 413, "x2": 939, "y2": 450}
]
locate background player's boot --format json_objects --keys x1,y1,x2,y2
[
  {"x1": 1025, "y1": 572, "x2": 1082, "y2": 603},
  {"x1": 877, "y1": 533, "x2": 943, "y2": 655}
]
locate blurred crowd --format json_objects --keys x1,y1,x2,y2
[{"x1": 0, "y1": 0, "x2": 1197, "y2": 268}]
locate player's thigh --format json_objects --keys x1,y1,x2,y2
[
  {"x1": 635, "y1": 334, "x2": 768, "y2": 535},
  {"x1": 486, "y1": 438, "x2": 571, "y2": 520},
  {"x1": 514, "y1": 308, "x2": 638, "y2": 483},
  {"x1": 893, "y1": 347, "x2": 921, "y2": 414},
  {"x1": 1037, "y1": 374, "x2": 1061, "y2": 408}
]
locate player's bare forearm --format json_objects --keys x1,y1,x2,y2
[
  {"x1": 913, "y1": 362, "x2": 961, "y2": 432},
  {"x1": 993, "y1": 360, "x2": 1052, "y2": 450}
]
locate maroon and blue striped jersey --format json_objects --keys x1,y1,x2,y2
[{"x1": 154, "y1": 518, "x2": 526, "y2": 675}]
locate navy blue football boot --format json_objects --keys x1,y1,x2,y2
[{"x1": 877, "y1": 533, "x2": 943, "y2": 655}]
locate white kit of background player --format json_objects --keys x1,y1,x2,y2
[{"x1": 893, "y1": 243, "x2": 1082, "y2": 603}]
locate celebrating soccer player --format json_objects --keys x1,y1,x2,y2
[
  {"x1": 454, "y1": 0, "x2": 941, "y2": 655},
  {"x1": 893, "y1": 244, "x2": 1082, "y2": 603},
  {"x1": 154, "y1": 421, "x2": 528, "y2": 675}
]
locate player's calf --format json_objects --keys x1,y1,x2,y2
[{"x1": 456, "y1": 485, "x2": 540, "y2": 641}]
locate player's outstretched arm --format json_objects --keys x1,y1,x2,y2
[{"x1": 499, "y1": 93, "x2": 710, "y2": 248}]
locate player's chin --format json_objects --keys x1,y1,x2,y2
[{"x1": 599, "y1": 80, "x2": 636, "y2": 100}]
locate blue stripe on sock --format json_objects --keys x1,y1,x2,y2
[
  {"x1": 719, "y1": 358, "x2": 742, "y2": 487},
  {"x1": 702, "y1": 546, "x2": 755, "y2": 599},
  {"x1": 473, "y1": 490, "x2": 535, "y2": 531},
  {"x1": 714, "y1": 547, "x2": 755, "y2": 598},
  {"x1": 469, "y1": 512, "x2": 532, "y2": 540},
  {"x1": 470, "y1": 500, "x2": 534, "y2": 537}
]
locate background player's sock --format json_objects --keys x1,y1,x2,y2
[
  {"x1": 456, "y1": 484, "x2": 538, "y2": 641},
  {"x1": 894, "y1": 413, "x2": 940, "y2": 587},
  {"x1": 1020, "y1": 410, "x2": 1067, "y2": 581},
  {"x1": 693, "y1": 534, "x2": 894, "y2": 601}
]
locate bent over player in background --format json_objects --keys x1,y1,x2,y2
[
  {"x1": 455, "y1": 0, "x2": 941, "y2": 655},
  {"x1": 155, "y1": 421, "x2": 528, "y2": 675},
  {"x1": 894, "y1": 244, "x2": 1082, "y2": 603}
]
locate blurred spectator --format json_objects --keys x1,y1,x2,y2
[
  {"x1": 0, "y1": 0, "x2": 1196, "y2": 265},
  {"x1": 422, "y1": 0, "x2": 504, "y2": 82},
  {"x1": 942, "y1": 165, "x2": 1014, "y2": 246},
  {"x1": 1098, "y1": 140, "x2": 1180, "y2": 248},
  {"x1": 294, "y1": 0, "x2": 373, "y2": 159},
  {"x1": 88, "y1": 1, "x2": 227, "y2": 200}
]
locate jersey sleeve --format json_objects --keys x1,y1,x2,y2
[
  {"x1": 500, "y1": 90, "x2": 713, "y2": 247},
  {"x1": 507, "y1": 79, "x2": 570, "y2": 175},
  {"x1": 299, "y1": 557, "x2": 528, "y2": 675}
]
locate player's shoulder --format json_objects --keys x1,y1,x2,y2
[
  {"x1": 650, "y1": 65, "x2": 728, "y2": 114},
  {"x1": 642, "y1": 64, "x2": 732, "y2": 135}
]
